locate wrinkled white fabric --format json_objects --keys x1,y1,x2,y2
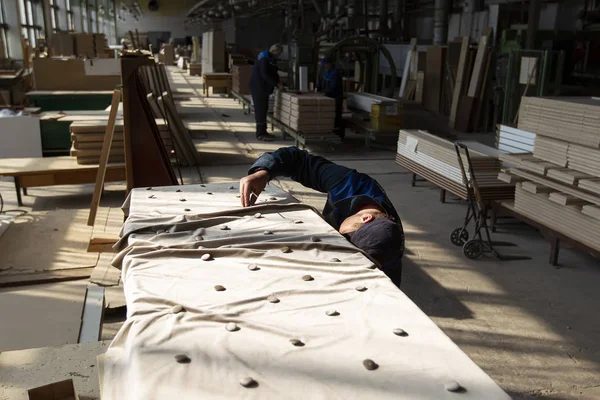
[{"x1": 103, "y1": 183, "x2": 511, "y2": 400}]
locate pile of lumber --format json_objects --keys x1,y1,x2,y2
[
  {"x1": 495, "y1": 96, "x2": 600, "y2": 253},
  {"x1": 70, "y1": 120, "x2": 172, "y2": 165},
  {"x1": 396, "y1": 130, "x2": 514, "y2": 200},
  {"x1": 231, "y1": 64, "x2": 252, "y2": 95},
  {"x1": 273, "y1": 92, "x2": 335, "y2": 133},
  {"x1": 518, "y1": 97, "x2": 600, "y2": 148}
]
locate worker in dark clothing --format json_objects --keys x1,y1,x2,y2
[
  {"x1": 250, "y1": 44, "x2": 283, "y2": 142},
  {"x1": 240, "y1": 146, "x2": 405, "y2": 284},
  {"x1": 317, "y1": 56, "x2": 345, "y2": 138}
]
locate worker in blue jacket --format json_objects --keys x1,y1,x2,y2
[
  {"x1": 240, "y1": 146, "x2": 405, "y2": 284},
  {"x1": 250, "y1": 44, "x2": 283, "y2": 142},
  {"x1": 317, "y1": 56, "x2": 345, "y2": 138}
]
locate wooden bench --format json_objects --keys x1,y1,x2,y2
[
  {"x1": 202, "y1": 73, "x2": 231, "y2": 97},
  {"x1": 0, "y1": 157, "x2": 125, "y2": 206}
]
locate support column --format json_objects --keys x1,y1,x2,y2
[
  {"x1": 526, "y1": 0, "x2": 541, "y2": 49},
  {"x1": 433, "y1": 0, "x2": 448, "y2": 45}
]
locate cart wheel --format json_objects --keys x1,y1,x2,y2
[
  {"x1": 463, "y1": 240, "x2": 484, "y2": 260},
  {"x1": 450, "y1": 228, "x2": 469, "y2": 246}
]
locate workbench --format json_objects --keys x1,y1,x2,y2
[
  {"x1": 0, "y1": 157, "x2": 125, "y2": 206},
  {"x1": 101, "y1": 182, "x2": 511, "y2": 400},
  {"x1": 202, "y1": 73, "x2": 231, "y2": 97},
  {"x1": 27, "y1": 90, "x2": 115, "y2": 111}
]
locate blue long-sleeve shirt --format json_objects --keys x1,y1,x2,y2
[
  {"x1": 250, "y1": 50, "x2": 280, "y2": 96},
  {"x1": 249, "y1": 146, "x2": 405, "y2": 258},
  {"x1": 317, "y1": 67, "x2": 343, "y2": 99}
]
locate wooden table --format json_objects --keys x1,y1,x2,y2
[
  {"x1": 202, "y1": 73, "x2": 232, "y2": 97},
  {"x1": 0, "y1": 157, "x2": 125, "y2": 206}
]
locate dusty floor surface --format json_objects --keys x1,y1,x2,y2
[{"x1": 0, "y1": 69, "x2": 599, "y2": 399}]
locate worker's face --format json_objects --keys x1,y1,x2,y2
[
  {"x1": 271, "y1": 49, "x2": 282, "y2": 58},
  {"x1": 339, "y1": 211, "x2": 375, "y2": 234},
  {"x1": 323, "y1": 63, "x2": 332, "y2": 72}
]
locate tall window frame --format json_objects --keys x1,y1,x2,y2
[
  {"x1": 0, "y1": 0, "x2": 9, "y2": 58},
  {"x1": 49, "y1": 0, "x2": 59, "y2": 32},
  {"x1": 65, "y1": 0, "x2": 74, "y2": 31},
  {"x1": 18, "y1": 0, "x2": 44, "y2": 47}
]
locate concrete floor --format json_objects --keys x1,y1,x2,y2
[{"x1": 1, "y1": 79, "x2": 599, "y2": 399}]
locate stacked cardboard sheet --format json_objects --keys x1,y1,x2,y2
[
  {"x1": 396, "y1": 130, "x2": 514, "y2": 200},
  {"x1": 69, "y1": 120, "x2": 172, "y2": 165},
  {"x1": 533, "y1": 136, "x2": 568, "y2": 167},
  {"x1": 514, "y1": 183, "x2": 600, "y2": 252},
  {"x1": 518, "y1": 97, "x2": 600, "y2": 148},
  {"x1": 232, "y1": 64, "x2": 252, "y2": 95},
  {"x1": 274, "y1": 92, "x2": 335, "y2": 133}
]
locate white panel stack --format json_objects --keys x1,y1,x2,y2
[
  {"x1": 273, "y1": 92, "x2": 335, "y2": 133},
  {"x1": 495, "y1": 125, "x2": 536, "y2": 154}
]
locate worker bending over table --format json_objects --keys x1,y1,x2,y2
[
  {"x1": 240, "y1": 146, "x2": 404, "y2": 283},
  {"x1": 250, "y1": 43, "x2": 283, "y2": 142},
  {"x1": 317, "y1": 56, "x2": 345, "y2": 139}
]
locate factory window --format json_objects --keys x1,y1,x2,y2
[
  {"x1": 49, "y1": 0, "x2": 59, "y2": 32},
  {"x1": 82, "y1": 0, "x2": 88, "y2": 32},
  {"x1": 65, "y1": 0, "x2": 74, "y2": 31},
  {"x1": 0, "y1": 0, "x2": 9, "y2": 58},
  {"x1": 18, "y1": 0, "x2": 44, "y2": 48}
]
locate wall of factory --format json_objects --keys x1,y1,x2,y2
[
  {"x1": 115, "y1": 0, "x2": 202, "y2": 40},
  {"x1": 222, "y1": 13, "x2": 288, "y2": 52}
]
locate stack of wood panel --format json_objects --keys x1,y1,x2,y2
[
  {"x1": 70, "y1": 120, "x2": 172, "y2": 165},
  {"x1": 495, "y1": 96, "x2": 600, "y2": 253},
  {"x1": 232, "y1": 64, "x2": 252, "y2": 95},
  {"x1": 396, "y1": 129, "x2": 514, "y2": 200},
  {"x1": 273, "y1": 92, "x2": 335, "y2": 133},
  {"x1": 518, "y1": 97, "x2": 600, "y2": 148}
]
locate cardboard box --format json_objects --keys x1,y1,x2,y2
[
  {"x1": 94, "y1": 34, "x2": 107, "y2": 58},
  {"x1": 52, "y1": 33, "x2": 75, "y2": 56},
  {"x1": 33, "y1": 58, "x2": 120, "y2": 91},
  {"x1": 28, "y1": 379, "x2": 78, "y2": 400},
  {"x1": 74, "y1": 34, "x2": 95, "y2": 58}
]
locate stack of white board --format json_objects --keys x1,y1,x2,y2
[
  {"x1": 274, "y1": 92, "x2": 335, "y2": 133},
  {"x1": 495, "y1": 125, "x2": 536, "y2": 154},
  {"x1": 396, "y1": 130, "x2": 513, "y2": 200}
]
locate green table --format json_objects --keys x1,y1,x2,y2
[{"x1": 27, "y1": 90, "x2": 114, "y2": 111}]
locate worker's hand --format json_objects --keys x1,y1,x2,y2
[{"x1": 239, "y1": 170, "x2": 270, "y2": 207}]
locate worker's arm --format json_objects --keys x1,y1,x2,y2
[
  {"x1": 258, "y1": 57, "x2": 280, "y2": 89},
  {"x1": 240, "y1": 146, "x2": 352, "y2": 206}
]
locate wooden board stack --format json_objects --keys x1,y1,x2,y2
[
  {"x1": 70, "y1": 120, "x2": 172, "y2": 165},
  {"x1": 518, "y1": 97, "x2": 600, "y2": 148},
  {"x1": 494, "y1": 96, "x2": 600, "y2": 253},
  {"x1": 396, "y1": 129, "x2": 514, "y2": 200},
  {"x1": 273, "y1": 92, "x2": 335, "y2": 133},
  {"x1": 231, "y1": 64, "x2": 252, "y2": 95}
]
